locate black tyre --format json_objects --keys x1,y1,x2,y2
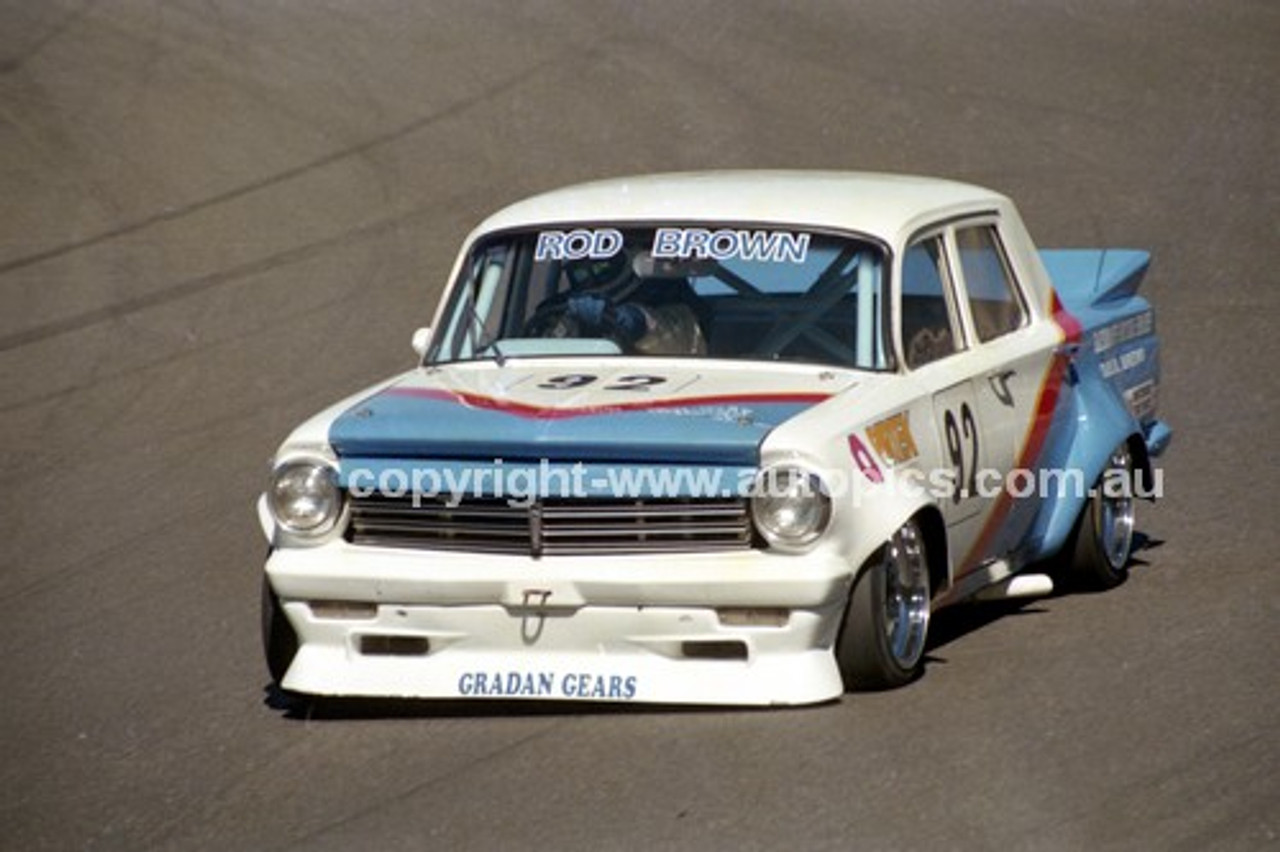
[
  {"x1": 1062, "y1": 443, "x2": 1136, "y2": 591},
  {"x1": 836, "y1": 518, "x2": 931, "y2": 691},
  {"x1": 261, "y1": 575, "x2": 299, "y2": 686}
]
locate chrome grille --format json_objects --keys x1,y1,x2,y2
[{"x1": 346, "y1": 494, "x2": 753, "y2": 555}]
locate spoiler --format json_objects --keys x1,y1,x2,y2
[{"x1": 1040, "y1": 249, "x2": 1151, "y2": 305}]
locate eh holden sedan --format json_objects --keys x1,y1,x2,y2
[{"x1": 259, "y1": 171, "x2": 1170, "y2": 705}]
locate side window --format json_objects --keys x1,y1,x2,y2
[
  {"x1": 901, "y1": 237, "x2": 959, "y2": 369},
  {"x1": 956, "y1": 225, "x2": 1026, "y2": 342}
]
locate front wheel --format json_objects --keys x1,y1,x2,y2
[
  {"x1": 836, "y1": 518, "x2": 932, "y2": 691},
  {"x1": 1062, "y1": 442, "x2": 1136, "y2": 590}
]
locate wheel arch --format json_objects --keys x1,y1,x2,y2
[
  {"x1": 1026, "y1": 370, "x2": 1143, "y2": 561},
  {"x1": 834, "y1": 504, "x2": 940, "y2": 691},
  {"x1": 836, "y1": 474, "x2": 939, "y2": 584},
  {"x1": 912, "y1": 504, "x2": 950, "y2": 601}
]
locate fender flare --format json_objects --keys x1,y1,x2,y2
[
  {"x1": 834, "y1": 466, "x2": 950, "y2": 593},
  {"x1": 1030, "y1": 371, "x2": 1141, "y2": 560}
]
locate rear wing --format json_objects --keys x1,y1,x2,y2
[
  {"x1": 1040, "y1": 247, "x2": 1168, "y2": 457},
  {"x1": 1039, "y1": 249, "x2": 1150, "y2": 307}
]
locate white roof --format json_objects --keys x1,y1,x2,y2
[{"x1": 473, "y1": 171, "x2": 1009, "y2": 243}]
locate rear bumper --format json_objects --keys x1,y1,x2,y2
[{"x1": 265, "y1": 543, "x2": 853, "y2": 706}]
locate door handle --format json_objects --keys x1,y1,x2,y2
[{"x1": 988, "y1": 370, "x2": 1017, "y2": 407}]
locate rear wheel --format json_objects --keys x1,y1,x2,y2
[
  {"x1": 837, "y1": 518, "x2": 932, "y2": 691},
  {"x1": 1063, "y1": 442, "x2": 1136, "y2": 590}
]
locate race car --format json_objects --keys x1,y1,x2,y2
[{"x1": 259, "y1": 171, "x2": 1171, "y2": 705}]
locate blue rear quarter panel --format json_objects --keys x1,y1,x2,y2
[{"x1": 1022, "y1": 250, "x2": 1169, "y2": 562}]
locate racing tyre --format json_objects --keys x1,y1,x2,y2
[
  {"x1": 1062, "y1": 442, "x2": 1136, "y2": 591},
  {"x1": 261, "y1": 574, "x2": 298, "y2": 686},
  {"x1": 836, "y1": 518, "x2": 931, "y2": 691}
]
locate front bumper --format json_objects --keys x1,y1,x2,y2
[{"x1": 265, "y1": 542, "x2": 854, "y2": 706}]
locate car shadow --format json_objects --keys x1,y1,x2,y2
[
  {"x1": 923, "y1": 599, "x2": 1048, "y2": 658},
  {"x1": 1050, "y1": 531, "x2": 1163, "y2": 596},
  {"x1": 922, "y1": 531, "x2": 1163, "y2": 665}
]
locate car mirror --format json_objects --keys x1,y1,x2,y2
[{"x1": 411, "y1": 326, "x2": 433, "y2": 358}]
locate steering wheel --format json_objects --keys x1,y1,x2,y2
[
  {"x1": 522, "y1": 295, "x2": 580, "y2": 338},
  {"x1": 524, "y1": 293, "x2": 627, "y2": 339}
]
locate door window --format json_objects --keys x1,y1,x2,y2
[
  {"x1": 955, "y1": 225, "x2": 1026, "y2": 343},
  {"x1": 901, "y1": 237, "x2": 961, "y2": 369}
]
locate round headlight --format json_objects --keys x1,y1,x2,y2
[
  {"x1": 751, "y1": 467, "x2": 832, "y2": 548},
  {"x1": 268, "y1": 460, "x2": 342, "y2": 535}
]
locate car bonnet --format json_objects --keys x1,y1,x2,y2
[{"x1": 328, "y1": 360, "x2": 856, "y2": 467}]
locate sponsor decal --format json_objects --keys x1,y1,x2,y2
[
  {"x1": 1124, "y1": 379, "x2": 1158, "y2": 420},
  {"x1": 1099, "y1": 346, "x2": 1146, "y2": 379},
  {"x1": 457, "y1": 670, "x2": 639, "y2": 700},
  {"x1": 865, "y1": 412, "x2": 919, "y2": 465},
  {"x1": 1093, "y1": 311, "x2": 1153, "y2": 354},
  {"x1": 651, "y1": 228, "x2": 810, "y2": 264},
  {"x1": 652, "y1": 404, "x2": 758, "y2": 425},
  {"x1": 847, "y1": 434, "x2": 883, "y2": 483}
]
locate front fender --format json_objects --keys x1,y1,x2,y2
[{"x1": 832, "y1": 464, "x2": 940, "y2": 580}]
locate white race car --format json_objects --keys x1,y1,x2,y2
[{"x1": 260, "y1": 171, "x2": 1170, "y2": 705}]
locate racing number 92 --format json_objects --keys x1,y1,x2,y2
[
  {"x1": 943, "y1": 403, "x2": 979, "y2": 502},
  {"x1": 537, "y1": 374, "x2": 667, "y2": 392}
]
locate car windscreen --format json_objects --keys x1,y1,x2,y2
[{"x1": 428, "y1": 225, "x2": 891, "y2": 370}]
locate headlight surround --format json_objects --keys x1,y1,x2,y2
[
  {"x1": 750, "y1": 466, "x2": 832, "y2": 549},
  {"x1": 267, "y1": 459, "x2": 343, "y2": 536}
]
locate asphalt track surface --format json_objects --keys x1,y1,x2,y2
[{"x1": 2, "y1": 2, "x2": 1277, "y2": 850}]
